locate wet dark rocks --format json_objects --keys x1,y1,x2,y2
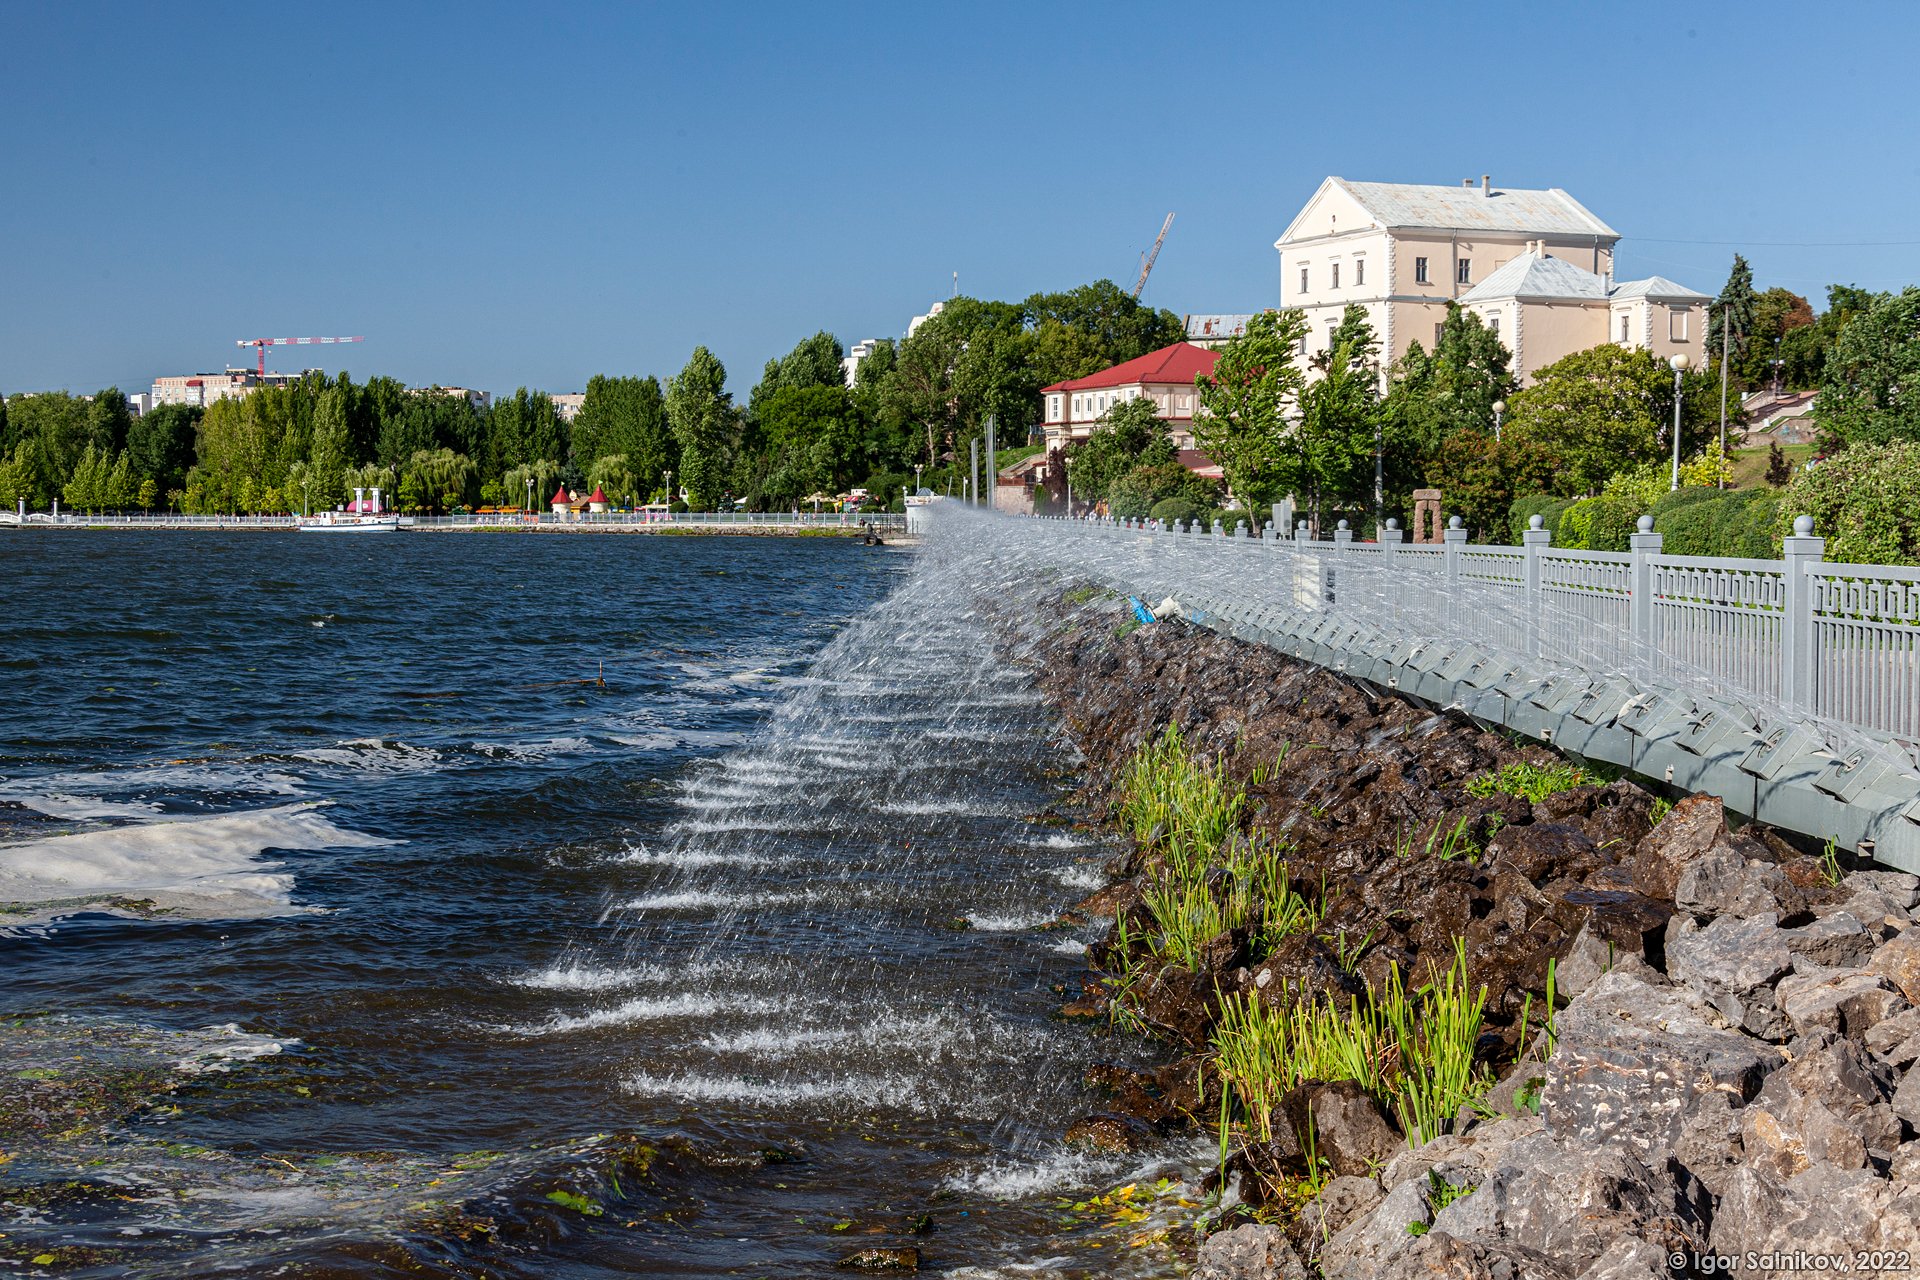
[{"x1": 1063, "y1": 1111, "x2": 1158, "y2": 1154}]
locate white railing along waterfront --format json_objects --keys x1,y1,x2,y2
[
  {"x1": 3, "y1": 511, "x2": 906, "y2": 533},
  {"x1": 1040, "y1": 510, "x2": 1920, "y2": 746}
]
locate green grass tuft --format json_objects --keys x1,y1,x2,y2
[{"x1": 1464, "y1": 761, "x2": 1599, "y2": 804}]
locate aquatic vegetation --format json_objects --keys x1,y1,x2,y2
[
  {"x1": 544, "y1": 1188, "x2": 605, "y2": 1216},
  {"x1": 1211, "y1": 941, "x2": 1492, "y2": 1150},
  {"x1": 1464, "y1": 761, "x2": 1599, "y2": 803}
]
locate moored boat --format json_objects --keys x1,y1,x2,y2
[{"x1": 299, "y1": 485, "x2": 400, "y2": 533}]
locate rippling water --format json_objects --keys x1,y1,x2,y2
[{"x1": 0, "y1": 531, "x2": 1189, "y2": 1278}]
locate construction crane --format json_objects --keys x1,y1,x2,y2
[
  {"x1": 235, "y1": 335, "x2": 363, "y2": 378},
  {"x1": 1131, "y1": 213, "x2": 1175, "y2": 298}
]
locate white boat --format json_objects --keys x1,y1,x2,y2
[
  {"x1": 299, "y1": 485, "x2": 399, "y2": 533},
  {"x1": 298, "y1": 513, "x2": 399, "y2": 533}
]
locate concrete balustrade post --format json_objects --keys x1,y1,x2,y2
[
  {"x1": 1442, "y1": 515, "x2": 1466, "y2": 587},
  {"x1": 1523, "y1": 513, "x2": 1552, "y2": 657},
  {"x1": 1629, "y1": 514, "x2": 1664, "y2": 675},
  {"x1": 1781, "y1": 515, "x2": 1825, "y2": 715}
]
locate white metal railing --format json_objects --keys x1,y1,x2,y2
[
  {"x1": 4, "y1": 510, "x2": 906, "y2": 533},
  {"x1": 1035, "y1": 510, "x2": 1920, "y2": 746}
]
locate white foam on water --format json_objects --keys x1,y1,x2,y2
[
  {"x1": 665, "y1": 817, "x2": 804, "y2": 836},
  {"x1": 874, "y1": 799, "x2": 1014, "y2": 818},
  {"x1": 941, "y1": 1148, "x2": 1120, "y2": 1199},
  {"x1": 0, "y1": 794, "x2": 163, "y2": 820},
  {"x1": 0, "y1": 802, "x2": 392, "y2": 915},
  {"x1": 615, "y1": 845, "x2": 777, "y2": 869},
  {"x1": 1048, "y1": 864, "x2": 1106, "y2": 890},
  {"x1": 531, "y1": 993, "x2": 790, "y2": 1034},
  {"x1": 1031, "y1": 831, "x2": 1092, "y2": 850},
  {"x1": 1048, "y1": 938, "x2": 1089, "y2": 956},
  {"x1": 622, "y1": 1069, "x2": 929, "y2": 1110},
  {"x1": 295, "y1": 738, "x2": 444, "y2": 775},
  {"x1": 697, "y1": 1025, "x2": 861, "y2": 1055},
  {"x1": 174, "y1": 1023, "x2": 299, "y2": 1074},
  {"x1": 965, "y1": 910, "x2": 1057, "y2": 932},
  {"x1": 624, "y1": 889, "x2": 808, "y2": 912}
]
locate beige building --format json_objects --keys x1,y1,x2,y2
[
  {"x1": 1039, "y1": 342, "x2": 1220, "y2": 454},
  {"x1": 1457, "y1": 243, "x2": 1709, "y2": 382},
  {"x1": 151, "y1": 367, "x2": 309, "y2": 408},
  {"x1": 1274, "y1": 176, "x2": 1620, "y2": 369}
]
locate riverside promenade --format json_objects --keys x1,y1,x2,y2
[{"x1": 1, "y1": 511, "x2": 909, "y2": 535}]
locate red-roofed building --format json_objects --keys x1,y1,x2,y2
[
  {"x1": 1040, "y1": 342, "x2": 1219, "y2": 454},
  {"x1": 587, "y1": 486, "x2": 610, "y2": 513}
]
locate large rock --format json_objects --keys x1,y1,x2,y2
[
  {"x1": 1710, "y1": 1163, "x2": 1920, "y2": 1269},
  {"x1": 1673, "y1": 844, "x2": 1806, "y2": 920},
  {"x1": 1372, "y1": 1229, "x2": 1572, "y2": 1280},
  {"x1": 1571, "y1": 1235, "x2": 1674, "y2": 1280},
  {"x1": 1665, "y1": 912, "x2": 1794, "y2": 1038},
  {"x1": 1320, "y1": 1176, "x2": 1432, "y2": 1280},
  {"x1": 1864, "y1": 1007, "x2": 1920, "y2": 1067},
  {"x1": 1541, "y1": 972, "x2": 1777, "y2": 1161},
  {"x1": 1554, "y1": 892, "x2": 1671, "y2": 999},
  {"x1": 1428, "y1": 1131, "x2": 1709, "y2": 1272},
  {"x1": 1193, "y1": 1222, "x2": 1307, "y2": 1280},
  {"x1": 1630, "y1": 796, "x2": 1726, "y2": 902},
  {"x1": 1784, "y1": 912, "x2": 1877, "y2": 968},
  {"x1": 1488, "y1": 823, "x2": 1606, "y2": 885},
  {"x1": 1303, "y1": 1080, "x2": 1403, "y2": 1178},
  {"x1": 1301, "y1": 1175, "x2": 1385, "y2": 1240},
  {"x1": 1741, "y1": 1033, "x2": 1900, "y2": 1176},
  {"x1": 1776, "y1": 966, "x2": 1909, "y2": 1038},
  {"x1": 1869, "y1": 929, "x2": 1920, "y2": 1004}
]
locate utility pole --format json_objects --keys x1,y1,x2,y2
[
  {"x1": 1719, "y1": 306, "x2": 1730, "y2": 489},
  {"x1": 984, "y1": 414, "x2": 997, "y2": 514},
  {"x1": 970, "y1": 438, "x2": 980, "y2": 507}
]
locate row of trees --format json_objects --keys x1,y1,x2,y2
[
  {"x1": 0, "y1": 280, "x2": 1184, "y2": 515},
  {"x1": 1058, "y1": 302, "x2": 1723, "y2": 539}
]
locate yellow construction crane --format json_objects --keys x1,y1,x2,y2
[{"x1": 1131, "y1": 213, "x2": 1175, "y2": 298}]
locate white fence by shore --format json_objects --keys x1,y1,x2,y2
[
  {"x1": 2, "y1": 511, "x2": 907, "y2": 534},
  {"x1": 1050, "y1": 512, "x2": 1920, "y2": 746}
]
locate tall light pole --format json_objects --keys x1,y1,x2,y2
[
  {"x1": 664, "y1": 470, "x2": 673, "y2": 517},
  {"x1": 1492, "y1": 399, "x2": 1506, "y2": 443},
  {"x1": 525, "y1": 476, "x2": 533, "y2": 518},
  {"x1": 1065, "y1": 455, "x2": 1073, "y2": 516},
  {"x1": 1669, "y1": 353, "x2": 1690, "y2": 491},
  {"x1": 1718, "y1": 306, "x2": 1730, "y2": 489},
  {"x1": 913, "y1": 463, "x2": 923, "y2": 496}
]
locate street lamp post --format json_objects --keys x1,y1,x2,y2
[
  {"x1": 525, "y1": 476, "x2": 533, "y2": 520},
  {"x1": 913, "y1": 464, "x2": 923, "y2": 496},
  {"x1": 1065, "y1": 455, "x2": 1073, "y2": 517},
  {"x1": 663, "y1": 470, "x2": 673, "y2": 519},
  {"x1": 1492, "y1": 399, "x2": 1506, "y2": 443},
  {"x1": 1668, "y1": 353, "x2": 1690, "y2": 491}
]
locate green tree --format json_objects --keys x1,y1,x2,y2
[
  {"x1": 666, "y1": 347, "x2": 735, "y2": 509},
  {"x1": 586, "y1": 453, "x2": 639, "y2": 507},
  {"x1": 1501, "y1": 344, "x2": 1718, "y2": 497},
  {"x1": 1816, "y1": 287, "x2": 1920, "y2": 446},
  {"x1": 1193, "y1": 308, "x2": 1311, "y2": 508},
  {"x1": 1288, "y1": 305, "x2": 1383, "y2": 526},
  {"x1": 124, "y1": 403, "x2": 201, "y2": 495},
  {"x1": 403, "y1": 448, "x2": 476, "y2": 513},
  {"x1": 305, "y1": 387, "x2": 352, "y2": 511},
  {"x1": 1707, "y1": 253, "x2": 1758, "y2": 372},
  {"x1": 571, "y1": 374, "x2": 675, "y2": 486},
  {"x1": 1067, "y1": 396, "x2": 1175, "y2": 506},
  {"x1": 503, "y1": 459, "x2": 561, "y2": 511},
  {"x1": 64, "y1": 443, "x2": 107, "y2": 512}
]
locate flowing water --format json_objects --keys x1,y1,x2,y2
[{"x1": 0, "y1": 530, "x2": 1200, "y2": 1278}]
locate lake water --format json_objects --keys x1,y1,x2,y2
[{"x1": 0, "y1": 532, "x2": 1191, "y2": 1278}]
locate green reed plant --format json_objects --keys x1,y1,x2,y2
[
  {"x1": 1464, "y1": 761, "x2": 1598, "y2": 804},
  {"x1": 1210, "y1": 941, "x2": 1492, "y2": 1152},
  {"x1": 1391, "y1": 816, "x2": 1481, "y2": 862}
]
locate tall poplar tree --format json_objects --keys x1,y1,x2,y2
[{"x1": 666, "y1": 347, "x2": 734, "y2": 509}]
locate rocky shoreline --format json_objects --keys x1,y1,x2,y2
[{"x1": 1023, "y1": 589, "x2": 1920, "y2": 1280}]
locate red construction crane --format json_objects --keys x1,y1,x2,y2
[{"x1": 235, "y1": 335, "x2": 363, "y2": 378}]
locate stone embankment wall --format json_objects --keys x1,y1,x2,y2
[{"x1": 1029, "y1": 595, "x2": 1920, "y2": 1280}]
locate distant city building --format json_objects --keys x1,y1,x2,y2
[
  {"x1": 409, "y1": 386, "x2": 492, "y2": 412},
  {"x1": 150, "y1": 367, "x2": 313, "y2": 408},
  {"x1": 841, "y1": 338, "x2": 885, "y2": 386},
  {"x1": 1457, "y1": 243, "x2": 1710, "y2": 383},
  {"x1": 1183, "y1": 314, "x2": 1253, "y2": 348},
  {"x1": 907, "y1": 300, "x2": 946, "y2": 339},
  {"x1": 549, "y1": 393, "x2": 586, "y2": 422},
  {"x1": 1275, "y1": 176, "x2": 1622, "y2": 369},
  {"x1": 1039, "y1": 342, "x2": 1220, "y2": 454},
  {"x1": 125, "y1": 392, "x2": 152, "y2": 417}
]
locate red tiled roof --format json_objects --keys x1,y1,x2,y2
[
  {"x1": 1042, "y1": 343, "x2": 1220, "y2": 394},
  {"x1": 551, "y1": 486, "x2": 570, "y2": 504},
  {"x1": 587, "y1": 487, "x2": 608, "y2": 503},
  {"x1": 1177, "y1": 449, "x2": 1224, "y2": 478}
]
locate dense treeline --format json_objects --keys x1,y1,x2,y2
[{"x1": 0, "y1": 280, "x2": 1180, "y2": 515}]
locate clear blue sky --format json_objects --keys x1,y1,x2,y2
[{"x1": 5, "y1": 0, "x2": 1917, "y2": 399}]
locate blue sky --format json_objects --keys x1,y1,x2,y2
[{"x1": 4, "y1": 0, "x2": 1917, "y2": 398}]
